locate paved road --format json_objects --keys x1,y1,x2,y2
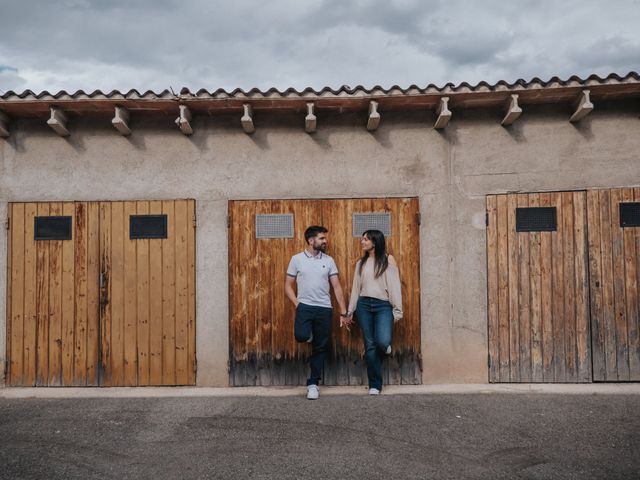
[{"x1": 1, "y1": 392, "x2": 638, "y2": 479}]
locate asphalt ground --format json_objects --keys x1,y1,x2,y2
[{"x1": 1, "y1": 392, "x2": 639, "y2": 479}]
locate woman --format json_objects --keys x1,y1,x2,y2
[{"x1": 347, "y1": 229, "x2": 403, "y2": 395}]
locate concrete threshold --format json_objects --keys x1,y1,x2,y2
[{"x1": 1, "y1": 383, "x2": 640, "y2": 399}]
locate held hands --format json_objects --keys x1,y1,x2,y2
[{"x1": 339, "y1": 312, "x2": 354, "y2": 331}]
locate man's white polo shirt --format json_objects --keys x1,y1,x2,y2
[{"x1": 286, "y1": 250, "x2": 338, "y2": 308}]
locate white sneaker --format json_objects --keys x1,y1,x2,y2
[
  {"x1": 369, "y1": 388, "x2": 380, "y2": 395},
  {"x1": 385, "y1": 345, "x2": 392, "y2": 354},
  {"x1": 306, "y1": 333, "x2": 313, "y2": 343},
  {"x1": 307, "y1": 384, "x2": 319, "y2": 400}
]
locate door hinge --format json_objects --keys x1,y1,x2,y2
[
  {"x1": 486, "y1": 212, "x2": 489, "y2": 227},
  {"x1": 193, "y1": 357, "x2": 197, "y2": 373},
  {"x1": 416, "y1": 212, "x2": 421, "y2": 226},
  {"x1": 192, "y1": 214, "x2": 197, "y2": 229},
  {"x1": 5, "y1": 218, "x2": 9, "y2": 230},
  {"x1": 227, "y1": 215, "x2": 231, "y2": 228}
]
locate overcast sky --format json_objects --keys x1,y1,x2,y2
[{"x1": 1, "y1": 0, "x2": 639, "y2": 94}]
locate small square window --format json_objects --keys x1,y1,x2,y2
[
  {"x1": 34, "y1": 216, "x2": 72, "y2": 240},
  {"x1": 515, "y1": 207, "x2": 557, "y2": 232},
  {"x1": 130, "y1": 215, "x2": 168, "y2": 239},
  {"x1": 620, "y1": 202, "x2": 640, "y2": 228}
]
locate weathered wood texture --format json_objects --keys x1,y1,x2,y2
[
  {"x1": 486, "y1": 192, "x2": 592, "y2": 383},
  {"x1": 7, "y1": 200, "x2": 195, "y2": 386},
  {"x1": 588, "y1": 188, "x2": 640, "y2": 381},
  {"x1": 228, "y1": 198, "x2": 421, "y2": 386}
]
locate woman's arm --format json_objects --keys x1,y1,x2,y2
[
  {"x1": 347, "y1": 260, "x2": 362, "y2": 315},
  {"x1": 386, "y1": 255, "x2": 403, "y2": 321}
]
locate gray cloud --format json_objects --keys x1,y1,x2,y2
[{"x1": 0, "y1": 0, "x2": 638, "y2": 93}]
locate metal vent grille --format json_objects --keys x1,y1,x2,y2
[
  {"x1": 34, "y1": 216, "x2": 72, "y2": 240},
  {"x1": 352, "y1": 212, "x2": 392, "y2": 237},
  {"x1": 256, "y1": 214, "x2": 294, "y2": 239},
  {"x1": 515, "y1": 207, "x2": 557, "y2": 232},
  {"x1": 620, "y1": 202, "x2": 640, "y2": 227},
  {"x1": 130, "y1": 215, "x2": 168, "y2": 239}
]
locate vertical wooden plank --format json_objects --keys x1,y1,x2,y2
[
  {"x1": 539, "y1": 193, "x2": 554, "y2": 382},
  {"x1": 599, "y1": 189, "x2": 617, "y2": 380},
  {"x1": 587, "y1": 190, "x2": 606, "y2": 381},
  {"x1": 174, "y1": 200, "x2": 190, "y2": 385},
  {"x1": 243, "y1": 201, "x2": 258, "y2": 386},
  {"x1": 136, "y1": 201, "x2": 150, "y2": 386},
  {"x1": 148, "y1": 201, "x2": 164, "y2": 385},
  {"x1": 228, "y1": 201, "x2": 243, "y2": 386},
  {"x1": 99, "y1": 202, "x2": 112, "y2": 385},
  {"x1": 562, "y1": 192, "x2": 577, "y2": 382},
  {"x1": 629, "y1": 188, "x2": 640, "y2": 380},
  {"x1": 23, "y1": 204, "x2": 38, "y2": 385},
  {"x1": 47, "y1": 202, "x2": 63, "y2": 386},
  {"x1": 528, "y1": 194, "x2": 543, "y2": 382},
  {"x1": 109, "y1": 202, "x2": 125, "y2": 385},
  {"x1": 162, "y1": 200, "x2": 176, "y2": 385},
  {"x1": 506, "y1": 194, "x2": 520, "y2": 382},
  {"x1": 187, "y1": 199, "x2": 196, "y2": 385},
  {"x1": 551, "y1": 192, "x2": 566, "y2": 382},
  {"x1": 35, "y1": 203, "x2": 50, "y2": 386},
  {"x1": 255, "y1": 201, "x2": 274, "y2": 386},
  {"x1": 486, "y1": 196, "x2": 499, "y2": 382},
  {"x1": 269, "y1": 200, "x2": 289, "y2": 386},
  {"x1": 517, "y1": 194, "x2": 532, "y2": 382},
  {"x1": 73, "y1": 203, "x2": 88, "y2": 385},
  {"x1": 9, "y1": 204, "x2": 25, "y2": 385},
  {"x1": 61, "y1": 202, "x2": 75, "y2": 385},
  {"x1": 496, "y1": 195, "x2": 510, "y2": 382},
  {"x1": 123, "y1": 201, "x2": 138, "y2": 386},
  {"x1": 573, "y1": 192, "x2": 591, "y2": 382},
  {"x1": 610, "y1": 188, "x2": 630, "y2": 380},
  {"x1": 86, "y1": 202, "x2": 100, "y2": 385}
]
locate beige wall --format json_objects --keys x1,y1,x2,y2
[{"x1": 1, "y1": 101, "x2": 639, "y2": 386}]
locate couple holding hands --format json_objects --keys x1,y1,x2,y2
[{"x1": 284, "y1": 226, "x2": 403, "y2": 400}]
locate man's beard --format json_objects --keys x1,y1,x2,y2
[{"x1": 315, "y1": 242, "x2": 327, "y2": 252}]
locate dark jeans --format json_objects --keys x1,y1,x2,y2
[
  {"x1": 356, "y1": 296, "x2": 393, "y2": 391},
  {"x1": 294, "y1": 303, "x2": 332, "y2": 386}
]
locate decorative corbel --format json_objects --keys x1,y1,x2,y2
[
  {"x1": 112, "y1": 106, "x2": 131, "y2": 135},
  {"x1": 241, "y1": 104, "x2": 255, "y2": 134},
  {"x1": 47, "y1": 107, "x2": 70, "y2": 136},
  {"x1": 569, "y1": 90, "x2": 593, "y2": 123},
  {"x1": 175, "y1": 105, "x2": 193, "y2": 135},
  {"x1": 501, "y1": 94, "x2": 522, "y2": 126},
  {"x1": 434, "y1": 97, "x2": 451, "y2": 129},
  {"x1": 366, "y1": 101, "x2": 380, "y2": 131},
  {"x1": 0, "y1": 112, "x2": 9, "y2": 138},
  {"x1": 305, "y1": 103, "x2": 317, "y2": 133}
]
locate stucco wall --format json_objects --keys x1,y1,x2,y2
[{"x1": 1, "y1": 101, "x2": 639, "y2": 386}]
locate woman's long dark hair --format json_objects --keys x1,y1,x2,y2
[{"x1": 358, "y1": 229, "x2": 389, "y2": 278}]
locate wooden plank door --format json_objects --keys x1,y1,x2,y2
[
  {"x1": 6, "y1": 202, "x2": 100, "y2": 386},
  {"x1": 98, "y1": 200, "x2": 196, "y2": 386},
  {"x1": 228, "y1": 197, "x2": 420, "y2": 386},
  {"x1": 587, "y1": 188, "x2": 640, "y2": 381},
  {"x1": 7, "y1": 199, "x2": 196, "y2": 387},
  {"x1": 486, "y1": 192, "x2": 591, "y2": 382}
]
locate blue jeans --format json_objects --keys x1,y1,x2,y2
[
  {"x1": 294, "y1": 303, "x2": 332, "y2": 386},
  {"x1": 356, "y1": 296, "x2": 393, "y2": 391}
]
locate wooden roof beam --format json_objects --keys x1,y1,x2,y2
[
  {"x1": 47, "y1": 107, "x2": 69, "y2": 136},
  {"x1": 305, "y1": 103, "x2": 317, "y2": 133},
  {"x1": 569, "y1": 89, "x2": 593, "y2": 123},
  {"x1": 434, "y1": 97, "x2": 451, "y2": 129},
  {"x1": 0, "y1": 112, "x2": 9, "y2": 138},
  {"x1": 112, "y1": 106, "x2": 131, "y2": 135},
  {"x1": 241, "y1": 104, "x2": 255, "y2": 134},
  {"x1": 175, "y1": 105, "x2": 193, "y2": 135},
  {"x1": 501, "y1": 94, "x2": 522, "y2": 126},
  {"x1": 367, "y1": 101, "x2": 380, "y2": 131}
]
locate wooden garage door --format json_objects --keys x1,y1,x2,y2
[
  {"x1": 228, "y1": 198, "x2": 420, "y2": 386},
  {"x1": 486, "y1": 192, "x2": 591, "y2": 382},
  {"x1": 6, "y1": 200, "x2": 195, "y2": 386},
  {"x1": 587, "y1": 188, "x2": 640, "y2": 381}
]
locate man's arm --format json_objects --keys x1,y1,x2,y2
[
  {"x1": 284, "y1": 275, "x2": 298, "y2": 307},
  {"x1": 329, "y1": 275, "x2": 350, "y2": 326}
]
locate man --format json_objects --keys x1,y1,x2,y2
[{"x1": 284, "y1": 225, "x2": 351, "y2": 400}]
